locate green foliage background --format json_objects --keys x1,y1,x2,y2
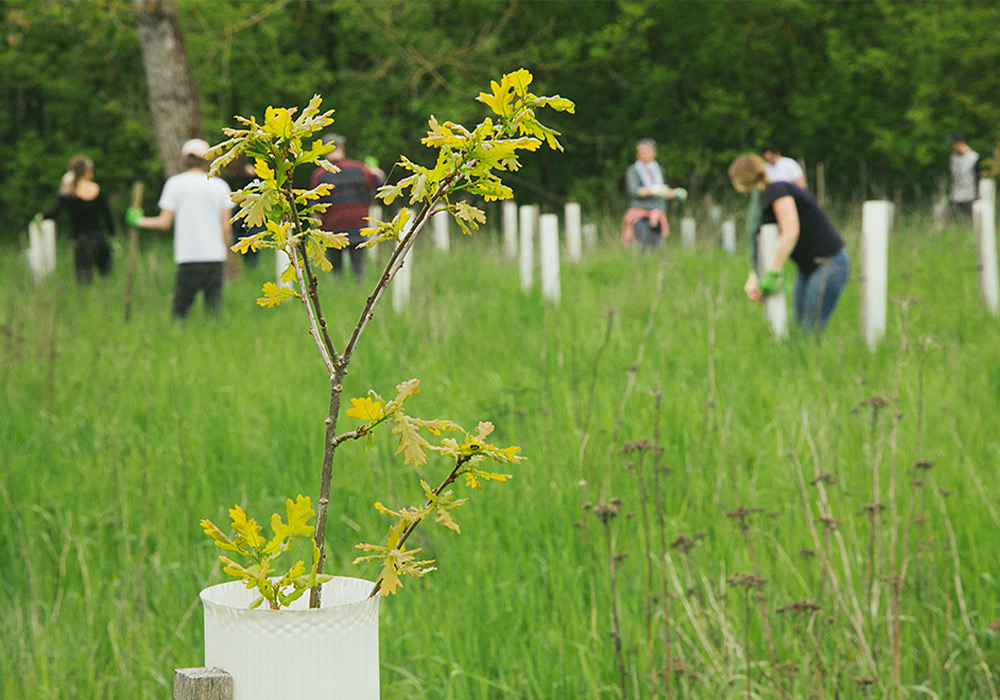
[
  {"x1": 3, "y1": 0, "x2": 1000, "y2": 237},
  {"x1": 2, "y1": 210, "x2": 1000, "y2": 697}
]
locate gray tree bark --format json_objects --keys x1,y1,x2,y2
[{"x1": 132, "y1": 0, "x2": 203, "y2": 177}]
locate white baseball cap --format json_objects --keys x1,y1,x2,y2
[{"x1": 181, "y1": 138, "x2": 211, "y2": 157}]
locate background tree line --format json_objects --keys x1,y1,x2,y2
[{"x1": 2, "y1": 0, "x2": 999, "y2": 241}]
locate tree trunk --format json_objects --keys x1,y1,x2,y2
[{"x1": 132, "y1": 0, "x2": 202, "y2": 178}]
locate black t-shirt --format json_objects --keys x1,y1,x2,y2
[
  {"x1": 44, "y1": 192, "x2": 115, "y2": 240},
  {"x1": 761, "y1": 181, "x2": 843, "y2": 276}
]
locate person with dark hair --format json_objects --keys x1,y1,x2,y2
[
  {"x1": 40, "y1": 155, "x2": 116, "y2": 283},
  {"x1": 310, "y1": 133, "x2": 385, "y2": 282},
  {"x1": 127, "y1": 139, "x2": 233, "y2": 319},
  {"x1": 621, "y1": 138, "x2": 685, "y2": 249},
  {"x1": 948, "y1": 132, "x2": 980, "y2": 225},
  {"x1": 761, "y1": 146, "x2": 806, "y2": 188},
  {"x1": 729, "y1": 153, "x2": 849, "y2": 331}
]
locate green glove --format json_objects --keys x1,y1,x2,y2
[
  {"x1": 126, "y1": 207, "x2": 144, "y2": 227},
  {"x1": 671, "y1": 187, "x2": 687, "y2": 201},
  {"x1": 758, "y1": 270, "x2": 781, "y2": 295},
  {"x1": 364, "y1": 156, "x2": 379, "y2": 170}
]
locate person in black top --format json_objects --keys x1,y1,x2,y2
[
  {"x1": 728, "y1": 153, "x2": 850, "y2": 330},
  {"x1": 41, "y1": 155, "x2": 116, "y2": 283}
]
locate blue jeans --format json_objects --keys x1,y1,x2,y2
[
  {"x1": 793, "y1": 248, "x2": 850, "y2": 330},
  {"x1": 633, "y1": 218, "x2": 663, "y2": 249}
]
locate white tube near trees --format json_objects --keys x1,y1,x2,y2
[
  {"x1": 860, "y1": 200, "x2": 892, "y2": 350},
  {"x1": 539, "y1": 213, "x2": 561, "y2": 303},
  {"x1": 518, "y1": 205, "x2": 537, "y2": 291},
  {"x1": 276, "y1": 248, "x2": 293, "y2": 290},
  {"x1": 564, "y1": 202, "x2": 582, "y2": 262},
  {"x1": 432, "y1": 209, "x2": 450, "y2": 251},
  {"x1": 502, "y1": 201, "x2": 518, "y2": 259},
  {"x1": 758, "y1": 224, "x2": 788, "y2": 339},
  {"x1": 201, "y1": 578, "x2": 379, "y2": 700},
  {"x1": 974, "y1": 198, "x2": 999, "y2": 316},
  {"x1": 28, "y1": 218, "x2": 57, "y2": 283},
  {"x1": 582, "y1": 222, "x2": 597, "y2": 250},
  {"x1": 721, "y1": 220, "x2": 736, "y2": 254},
  {"x1": 681, "y1": 217, "x2": 696, "y2": 248},
  {"x1": 392, "y1": 213, "x2": 413, "y2": 313}
]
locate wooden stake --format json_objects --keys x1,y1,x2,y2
[
  {"x1": 860, "y1": 201, "x2": 892, "y2": 350},
  {"x1": 124, "y1": 181, "x2": 145, "y2": 322},
  {"x1": 173, "y1": 667, "x2": 232, "y2": 700}
]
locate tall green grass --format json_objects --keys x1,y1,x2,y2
[{"x1": 1, "y1": 211, "x2": 998, "y2": 699}]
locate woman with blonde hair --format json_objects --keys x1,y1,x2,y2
[
  {"x1": 728, "y1": 153, "x2": 849, "y2": 330},
  {"x1": 41, "y1": 155, "x2": 116, "y2": 283}
]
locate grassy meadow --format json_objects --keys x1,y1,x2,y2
[{"x1": 2, "y1": 208, "x2": 1000, "y2": 699}]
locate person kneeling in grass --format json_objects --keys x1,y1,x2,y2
[{"x1": 728, "y1": 153, "x2": 849, "y2": 331}]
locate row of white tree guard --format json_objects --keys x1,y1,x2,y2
[{"x1": 26, "y1": 180, "x2": 998, "y2": 349}]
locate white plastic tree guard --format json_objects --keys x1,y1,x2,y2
[
  {"x1": 200, "y1": 578, "x2": 379, "y2": 700},
  {"x1": 518, "y1": 205, "x2": 537, "y2": 291},
  {"x1": 681, "y1": 217, "x2": 696, "y2": 248},
  {"x1": 539, "y1": 213, "x2": 561, "y2": 303},
  {"x1": 502, "y1": 201, "x2": 518, "y2": 259},
  {"x1": 981, "y1": 177, "x2": 997, "y2": 207},
  {"x1": 973, "y1": 197, "x2": 999, "y2": 316},
  {"x1": 564, "y1": 202, "x2": 582, "y2": 262},
  {"x1": 721, "y1": 220, "x2": 737, "y2": 254},
  {"x1": 582, "y1": 222, "x2": 597, "y2": 250},
  {"x1": 392, "y1": 212, "x2": 413, "y2": 313},
  {"x1": 366, "y1": 204, "x2": 383, "y2": 260},
  {"x1": 275, "y1": 248, "x2": 293, "y2": 290},
  {"x1": 432, "y1": 208, "x2": 450, "y2": 251},
  {"x1": 758, "y1": 224, "x2": 788, "y2": 339},
  {"x1": 860, "y1": 200, "x2": 892, "y2": 350},
  {"x1": 28, "y1": 218, "x2": 57, "y2": 283}
]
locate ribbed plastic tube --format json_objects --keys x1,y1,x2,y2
[{"x1": 201, "y1": 577, "x2": 379, "y2": 700}]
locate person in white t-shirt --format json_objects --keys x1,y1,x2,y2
[
  {"x1": 127, "y1": 139, "x2": 233, "y2": 319},
  {"x1": 948, "y1": 131, "x2": 980, "y2": 225},
  {"x1": 762, "y1": 147, "x2": 806, "y2": 188}
]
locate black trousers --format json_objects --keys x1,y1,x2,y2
[
  {"x1": 73, "y1": 235, "x2": 112, "y2": 283},
  {"x1": 172, "y1": 262, "x2": 224, "y2": 319}
]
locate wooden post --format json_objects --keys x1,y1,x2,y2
[
  {"x1": 502, "y1": 201, "x2": 518, "y2": 259},
  {"x1": 124, "y1": 181, "x2": 145, "y2": 321},
  {"x1": 432, "y1": 208, "x2": 450, "y2": 252},
  {"x1": 564, "y1": 202, "x2": 582, "y2": 262},
  {"x1": 758, "y1": 223, "x2": 788, "y2": 339},
  {"x1": 681, "y1": 217, "x2": 696, "y2": 248},
  {"x1": 721, "y1": 220, "x2": 736, "y2": 254},
  {"x1": 973, "y1": 195, "x2": 999, "y2": 316},
  {"x1": 860, "y1": 200, "x2": 892, "y2": 350},
  {"x1": 816, "y1": 162, "x2": 826, "y2": 208},
  {"x1": 539, "y1": 213, "x2": 561, "y2": 303},
  {"x1": 518, "y1": 204, "x2": 537, "y2": 291},
  {"x1": 174, "y1": 667, "x2": 233, "y2": 700},
  {"x1": 582, "y1": 222, "x2": 597, "y2": 250},
  {"x1": 393, "y1": 210, "x2": 413, "y2": 313}
]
